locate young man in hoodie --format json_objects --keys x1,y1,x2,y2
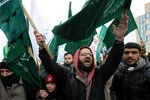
[
  {"x1": 110, "y1": 42, "x2": 150, "y2": 100},
  {"x1": 35, "y1": 13, "x2": 128, "y2": 100}
]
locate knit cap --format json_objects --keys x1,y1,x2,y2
[{"x1": 45, "y1": 74, "x2": 57, "y2": 84}]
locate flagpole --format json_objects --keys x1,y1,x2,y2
[
  {"x1": 22, "y1": 4, "x2": 49, "y2": 100},
  {"x1": 21, "y1": 4, "x2": 54, "y2": 60},
  {"x1": 137, "y1": 28, "x2": 143, "y2": 41}
]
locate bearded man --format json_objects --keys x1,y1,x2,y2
[{"x1": 35, "y1": 13, "x2": 128, "y2": 100}]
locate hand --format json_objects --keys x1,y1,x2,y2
[
  {"x1": 34, "y1": 31, "x2": 45, "y2": 49},
  {"x1": 113, "y1": 12, "x2": 129, "y2": 41},
  {"x1": 40, "y1": 90, "x2": 49, "y2": 98}
]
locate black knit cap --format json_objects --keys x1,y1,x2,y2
[{"x1": 0, "y1": 58, "x2": 9, "y2": 69}]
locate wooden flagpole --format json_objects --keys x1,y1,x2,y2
[
  {"x1": 21, "y1": 4, "x2": 50, "y2": 100},
  {"x1": 21, "y1": 4, "x2": 54, "y2": 60}
]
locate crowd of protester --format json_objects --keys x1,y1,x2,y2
[{"x1": 1, "y1": 11, "x2": 150, "y2": 100}]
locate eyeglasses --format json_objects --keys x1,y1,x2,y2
[{"x1": 80, "y1": 53, "x2": 93, "y2": 57}]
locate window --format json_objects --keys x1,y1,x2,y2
[
  {"x1": 146, "y1": 35, "x2": 150, "y2": 42},
  {"x1": 146, "y1": 24, "x2": 150, "y2": 30},
  {"x1": 146, "y1": 13, "x2": 150, "y2": 19}
]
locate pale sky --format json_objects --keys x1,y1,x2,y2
[{"x1": 0, "y1": 0, "x2": 150, "y2": 61}]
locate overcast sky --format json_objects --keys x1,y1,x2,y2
[{"x1": 0, "y1": 0, "x2": 150, "y2": 60}]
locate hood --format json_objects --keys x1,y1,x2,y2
[{"x1": 73, "y1": 45, "x2": 96, "y2": 85}]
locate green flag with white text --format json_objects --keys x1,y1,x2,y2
[
  {"x1": 52, "y1": 0, "x2": 132, "y2": 42},
  {"x1": 6, "y1": 32, "x2": 42, "y2": 90},
  {"x1": 0, "y1": 0, "x2": 42, "y2": 90}
]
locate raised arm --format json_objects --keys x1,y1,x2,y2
[
  {"x1": 113, "y1": 12, "x2": 129, "y2": 41},
  {"x1": 34, "y1": 31, "x2": 66, "y2": 84},
  {"x1": 102, "y1": 12, "x2": 129, "y2": 82}
]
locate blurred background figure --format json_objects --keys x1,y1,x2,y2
[{"x1": 63, "y1": 52, "x2": 74, "y2": 72}]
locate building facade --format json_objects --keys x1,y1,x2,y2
[{"x1": 136, "y1": 2, "x2": 150, "y2": 52}]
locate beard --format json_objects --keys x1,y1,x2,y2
[
  {"x1": 78, "y1": 60, "x2": 93, "y2": 73},
  {"x1": 64, "y1": 62, "x2": 73, "y2": 67},
  {"x1": 125, "y1": 62, "x2": 137, "y2": 67}
]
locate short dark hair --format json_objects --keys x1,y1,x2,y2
[
  {"x1": 124, "y1": 42, "x2": 141, "y2": 53},
  {"x1": 64, "y1": 52, "x2": 74, "y2": 58}
]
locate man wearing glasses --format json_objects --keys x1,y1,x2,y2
[{"x1": 35, "y1": 13, "x2": 128, "y2": 100}]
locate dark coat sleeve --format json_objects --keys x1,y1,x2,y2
[
  {"x1": 39, "y1": 48, "x2": 66, "y2": 85},
  {"x1": 100, "y1": 40, "x2": 124, "y2": 83}
]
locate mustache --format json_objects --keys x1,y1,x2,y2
[
  {"x1": 126, "y1": 58, "x2": 134, "y2": 60},
  {"x1": 84, "y1": 57, "x2": 91, "y2": 62}
]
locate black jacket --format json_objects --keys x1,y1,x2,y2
[
  {"x1": 39, "y1": 41, "x2": 124, "y2": 100},
  {"x1": 110, "y1": 57, "x2": 150, "y2": 100}
]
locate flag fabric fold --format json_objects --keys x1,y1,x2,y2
[
  {"x1": 52, "y1": 0, "x2": 109, "y2": 41},
  {"x1": 0, "y1": 0, "x2": 28, "y2": 43},
  {"x1": 52, "y1": 1, "x2": 94, "y2": 55},
  {"x1": 64, "y1": 1, "x2": 94, "y2": 54},
  {"x1": 52, "y1": 0, "x2": 131, "y2": 42}
]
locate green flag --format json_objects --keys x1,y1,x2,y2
[
  {"x1": 49, "y1": 1, "x2": 92, "y2": 57},
  {"x1": 96, "y1": 25, "x2": 107, "y2": 63},
  {"x1": 48, "y1": 36, "x2": 70, "y2": 61},
  {"x1": 0, "y1": 0, "x2": 42, "y2": 90},
  {"x1": 6, "y1": 32, "x2": 42, "y2": 90},
  {"x1": 65, "y1": 31, "x2": 95, "y2": 54},
  {"x1": 68, "y1": 1, "x2": 72, "y2": 18},
  {"x1": 0, "y1": 0, "x2": 28, "y2": 43},
  {"x1": 52, "y1": 0, "x2": 132, "y2": 42},
  {"x1": 52, "y1": 0, "x2": 108, "y2": 41},
  {"x1": 64, "y1": 1, "x2": 94, "y2": 54},
  {"x1": 103, "y1": 10, "x2": 137, "y2": 49}
]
